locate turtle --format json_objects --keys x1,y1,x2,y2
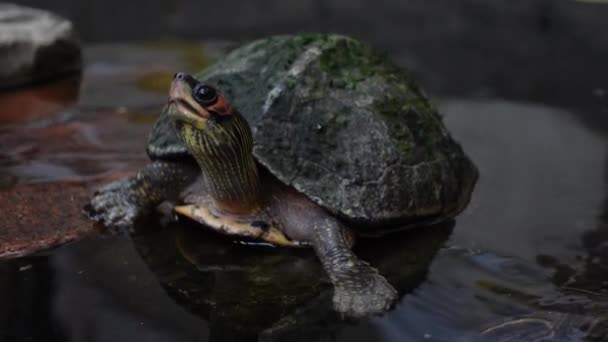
[{"x1": 87, "y1": 34, "x2": 478, "y2": 317}]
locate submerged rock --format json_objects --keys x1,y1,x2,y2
[{"x1": 0, "y1": 4, "x2": 81, "y2": 89}]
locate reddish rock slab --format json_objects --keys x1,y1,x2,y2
[
  {"x1": 0, "y1": 106, "x2": 150, "y2": 186},
  {"x1": 0, "y1": 76, "x2": 80, "y2": 124},
  {"x1": 0, "y1": 179, "x2": 118, "y2": 260}
]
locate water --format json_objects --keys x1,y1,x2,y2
[{"x1": 0, "y1": 43, "x2": 607, "y2": 341}]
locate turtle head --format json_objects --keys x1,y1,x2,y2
[
  {"x1": 167, "y1": 72, "x2": 259, "y2": 211},
  {"x1": 168, "y1": 72, "x2": 234, "y2": 130},
  {"x1": 167, "y1": 72, "x2": 252, "y2": 159}
]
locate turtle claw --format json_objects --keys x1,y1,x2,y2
[
  {"x1": 332, "y1": 272, "x2": 397, "y2": 318},
  {"x1": 86, "y1": 179, "x2": 140, "y2": 233}
]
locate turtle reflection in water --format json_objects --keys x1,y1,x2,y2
[
  {"x1": 87, "y1": 34, "x2": 477, "y2": 317},
  {"x1": 134, "y1": 220, "x2": 454, "y2": 340}
]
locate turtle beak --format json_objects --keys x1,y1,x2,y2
[{"x1": 168, "y1": 73, "x2": 210, "y2": 129}]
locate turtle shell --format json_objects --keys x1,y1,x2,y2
[{"x1": 147, "y1": 34, "x2": 477, "y2": 228}]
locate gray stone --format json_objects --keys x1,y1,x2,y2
[
  {"x1": 11, "y1": 0, "x2": 608, "y2": 114},
  {"x1": 149, "y1": 34, "x2": 477, "y2": 227},
  {"x1": 0, "y1": 3, "x2": 81, "y2": 89}
]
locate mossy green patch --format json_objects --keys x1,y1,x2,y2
[
  {"x1": 374, "y1": 83, "x2": 446, "y2": 158},
  {"x1": 374, "y1": 95, "x2": 415, "y2": 154},
  {"x1": 319, "y1": 37, "x2": 402, "y2": 89}
]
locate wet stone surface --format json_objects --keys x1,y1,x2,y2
[{"x1": 0, "y1": 181, "x2": 100, "y2": 259}]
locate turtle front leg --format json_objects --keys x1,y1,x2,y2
[
  {"x1": 87, "y1": 160, "x2": 198, "y2": 231},
  {"x1": 311, "y1": 216, "x2": 398, "y2": 318}
]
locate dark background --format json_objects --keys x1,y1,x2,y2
[{"x1": 11, "y1": 0, "x2": 608, "y2": 126}]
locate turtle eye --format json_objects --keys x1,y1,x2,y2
[{"x1": 193, "y1": 84, "x2": 218, "y2": 106}]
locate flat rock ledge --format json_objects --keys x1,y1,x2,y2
[
  {"x1": 0, "y1": 181, "x2": 101, "y2": 260},
  {"x1": 0, "y1": 3, "x2": 81, "y2": 89}
]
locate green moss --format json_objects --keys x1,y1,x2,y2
[
  {"x1": 374, "y1": 96, "x2": 415, "y2": 153},
  {"x1": 376, "y1": 95, "x2": 404, "y2": 117},
  {"x1": 232, "y1": 34, "x2": 402, "y2": 91},
  {"x1": 373, "y1": 83, "x2": 447, "y2": 158},
  {"x1": 285, "y1": 77, "x2": 297, "y2": 90},
  {"x1": 318, "y1": 36, "x2": 403, "y2": 89}
]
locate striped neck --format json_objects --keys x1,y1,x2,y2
[{"x1": 176, "y1": 113, "x2": 260, "y2": 214}]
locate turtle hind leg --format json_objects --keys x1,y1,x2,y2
[
  {"x1": 87, "y1": 160, "x2": 198, "y2": 232},
  {"x1": 310, "y1": 216, "x2": 398, "y2": 318}
]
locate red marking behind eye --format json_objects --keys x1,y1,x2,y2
[{"x1": 207, "y1": 95, "x2": 233, "y2": 116}]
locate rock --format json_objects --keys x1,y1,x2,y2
[
  {"x1": 0, "y1": 180, "x2": 103, "y2": 259},
  {"x1": 0, "y1": 4, "x2": 81, "y2": 89},
  {"x1": 0, "y1": 76, "x2": 79, "y2": 124}
]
